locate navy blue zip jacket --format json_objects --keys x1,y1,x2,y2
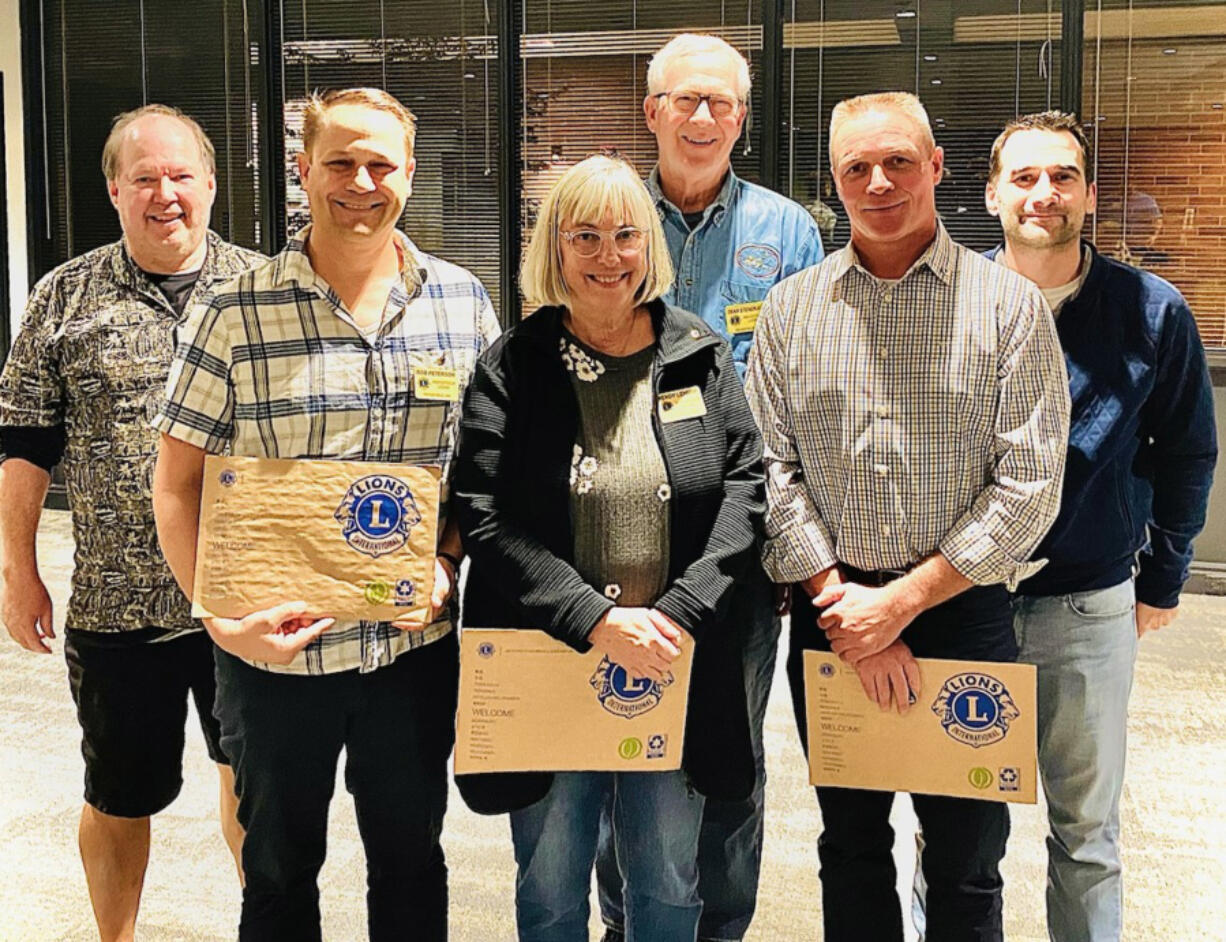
[{"x1": 987, "y1": 243, "x2": 1216, "y2": 607}]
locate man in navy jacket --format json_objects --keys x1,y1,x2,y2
[{"x1": 986, "y1": 111, "x2": 1217, "y2": 941}]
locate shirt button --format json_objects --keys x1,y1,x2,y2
[
  {"x1": 876, "y1": 404, "x2": 890, "y2": 419},
  {"x1": 690, "y1": 328, "x2": 702, "y2": 339},
  {"x1": 685, "y1": 278, "x2": 694, "y2": 286},
  {"x1": 878, "y1": 346, "x2": 889, "y2": 360},
  {"x1": 881, "y1": 524, "x2": 892, "y2": 537},
  {"x1": 874, "y1": 464, "x2": 889, "y2": 477}
]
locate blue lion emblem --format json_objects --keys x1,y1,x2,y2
[
  {"x1": 931, "y1": 672, "x2": 1020, "y2": 748},
  {"x1": 334, "y1": 474, "x2": 423, "y2": 559},
  {"x1": 590, "y1": 658, "x2": 673, "y2": 719}
]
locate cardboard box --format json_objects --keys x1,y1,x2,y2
[
  {"x1": 454, "y1": 629, "x2": 695, "y2": 774},
  {"x1": 192, "y1": 455, "x2": 440, "y2": 623},
  {"x1": 803, "y1": 652, "x2": 1037, "y2": 803}
]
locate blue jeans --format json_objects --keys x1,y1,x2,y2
[
  {"x1": 597, "y1": 574, "x2": 777, "y2": 940},
  {"x1": 511, "y1": 771, "x2": 705, "y2": 942},
  {"x1": 213, "y1": 634, "x2": 457, "y2": 942},
  {"x1": 1014, "y1": 580, "x2": 1137, "y2": 942}
]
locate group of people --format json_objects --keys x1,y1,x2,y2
[{"x1": 0, "y1": 29, "x2": 1215, "y2": 942}]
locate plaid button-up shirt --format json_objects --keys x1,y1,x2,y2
[
  {"x1": 153, "y1": 229, "x2": 500, "y2": 674},
  {"x1": 745, "y1": 224, "x2": 1070, "y2": 587}
]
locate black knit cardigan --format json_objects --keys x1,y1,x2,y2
[{"x1": 453, "y1": 299, "x2": 765, "y2": 813}]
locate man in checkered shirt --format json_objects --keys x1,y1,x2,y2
[
  {"x1": 151, "y1": 88, "x2": 499, "y2": 941},
  {"x1": 745, "y1": 92, "x2": 1070, "y2": 941}
]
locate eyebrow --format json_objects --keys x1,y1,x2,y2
[{"x1": 1010, "y1": 163, "x2": 1083, "y2": 176}]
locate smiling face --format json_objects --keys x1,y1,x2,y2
[
  {"x1": 559, "y1": 208, "x2": 648, "y2": 321},
  {"x1": 831, "y1": 107, "x2": 943, "y2": 258},
  {"x1": 297, "y1": 102, "x2": 415, "y2": 247},
  {"x1": 107, "y1": 113, "x2": 216, "y2": 272},
  {"x1": 644, "y1": 49, "x2": 746, "y2": 186},
  {"x1": 986, "y1": 127, "x2": 1096, "y2": 250}
]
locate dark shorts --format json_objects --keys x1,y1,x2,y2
[{"x1": 65, "y1": 627, "x2": 228, "y2": 818}]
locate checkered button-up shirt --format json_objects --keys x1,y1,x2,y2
[
  {"x1": 745, "y1": 224, "x2": 1070, "y2": 588},
  {"x1": 0, "y1": 232, "x2": 265, "y2": 635},
  {"x1": 153, "y1": 229, "x2": 500, "y2": 674}
]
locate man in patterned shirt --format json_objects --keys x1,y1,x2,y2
[
  {"x1": 0, "y1": 105, "x2": 263, "y2": 941},
  {"x1": 745, "y1": 92, "x2": 1070, "y2": 940},
  {"x1": 152, "y1": 88, "x2": 499, "y2": 941}
]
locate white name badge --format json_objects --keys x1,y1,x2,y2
[{"x1": 657, "y1": 386, "x2": 707, "y2": 423}]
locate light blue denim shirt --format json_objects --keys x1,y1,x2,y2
[{"x1": 646, "y1": 166, "x2": 825, "y2": 379}]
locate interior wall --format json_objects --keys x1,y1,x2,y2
[{"x1": 1, "y1": 0, "x2": 27, "y2": 335}]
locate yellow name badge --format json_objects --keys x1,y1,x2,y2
[
  {"x1": 413, "y1": 366, "x2": 461, "y2": 402},
  {"x1": 658, "y1": 386, "x2": 708, "y2": 423},
  {"x1": 724, "y1": 301, "x2": 763, "y2": 335}
]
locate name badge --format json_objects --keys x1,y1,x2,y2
[
  {"x1": 724, "y1": 301, "x2": 762, "y2": 335},
  {"x1": 413, "y1": 366, "x2": 461, "y2": 402},
  {"x1": 658, "y1": 386, "x2": 707, "y2": 423}
]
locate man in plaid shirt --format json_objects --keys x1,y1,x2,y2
[
  {"x1": 151, "y1": 88, "x2": 499, "y2": 941},
  {"x1": 745, "y1": 92, "x2": 1070, "y2": 940}
]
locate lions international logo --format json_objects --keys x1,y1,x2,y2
[
  {"x1": 734, "y1": 242, "x2": 782, "y2": 279},
  {"x1": 335, "y1": 475, "x2": 422, "y2": 559},
  {"x1": 931, "y1": 672, "x2": 1020, "y2": 748},
  {"x1": 590, "y1": 658, "x2": 673, "y2": 719}
]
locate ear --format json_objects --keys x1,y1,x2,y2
[
  {"x1": 296, "y1": 149, "x2": 310, "y2": 185},
  {"x1": 984, "y1": 179, "x2": 1000, "y2": 218},
  {"x1": 204, "y1": 172, "x2": 218, "y2": 209},
  {"x1": 107, "y1": 178, "x2": 120, "y2": 212},
  {"x1": 930, "y1": 145, "x2": 945, "y2": 185},
  {"x1": 1086, "y1": 180, "x2": 1097, "y2": 216},
  {"x1": 405, "y1": 156, "x2": 417, "y2": 199},
  {"x1": 644, "y1": 94, "x2": 660, "y2": 133}
]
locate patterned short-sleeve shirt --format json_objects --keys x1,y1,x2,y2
[
  {"x1": 0, "y1": 232, "x2": 266, "y2": 634},
  {"x1": 153, "y1": 228, "x2": 500, "y2": 675}
]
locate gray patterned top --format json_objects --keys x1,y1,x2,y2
[
  {"x1": 562, "y1": 332, "x2": 670, "y2": 608},
  {"x1": 0, "y1": 232, "x2": 265, "y2": 634}
]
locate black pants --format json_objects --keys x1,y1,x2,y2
[
  {"x1": 787, "y1": 578, "x2": 1016, "y2": 942},
  {"x1": 214, "y1": 633, "x2": 458, "y2": 942}
]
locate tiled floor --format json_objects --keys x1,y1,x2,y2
[{"x1": 1, "y1": 510, "x2": 1222, "y2": 940}]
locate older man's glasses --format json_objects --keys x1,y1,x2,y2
[
  {"x1": 561, "y1": 226, "x2": 645, "y2": 257},
  {"x1": 655, "y1": 91, "x2": 741, "y2": 119}
]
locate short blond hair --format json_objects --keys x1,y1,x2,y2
[
  {"x1": 521, "y1": 155, "x2": 674, "y2": 309},
  {"x1": 647, "y1": 33, "x2": 751, "y2": 100},
  {"x1": 102, "y1": 104, "x2": 215, "y2": 181},
  {"x1": 829, "y1": 91, "x2": 936, "y2": 164},
  {"x1": 302, "y1": 87, "x2": 417, "y2": 159}
]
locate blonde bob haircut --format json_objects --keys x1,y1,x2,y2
[{"x1": 520, "y1": 155, "x2": 674, "y2": 309}]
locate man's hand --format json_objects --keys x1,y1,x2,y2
[
  {"x1": 818, "y1": 581, "x2": 919, "y2": 664},
  {"x1": 392, "y1": 556, "x2": 458, "y2": 632},
  {"x1": 588, "y1": 607, "x2": 684, "y2": 682},
  {"x1": 1137, "y1": 602, "x2": 1178, "y2": 638},
  {"x1": 1, "y1": 569, "x2": 55, "y2": 653},
  {"x1": 853, "y1": 640, "x2": 921, "y2": 714},
  {"x1": 203, "y1": 601, "x2": 334, "y2": 665}
]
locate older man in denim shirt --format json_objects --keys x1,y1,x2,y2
[{"x1": 597, "y1": 32, "x2": 824, "y2": 942}]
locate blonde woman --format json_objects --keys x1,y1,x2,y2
[{"x1": 453, "y1": 154, "x2": 763, "y2": 941}]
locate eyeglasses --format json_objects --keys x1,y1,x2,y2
[
  {"x1": 655, "y1": 91, "x2": 742, "y2": 119},
  {"x1": 560, "y1": 226, "x2": 645, "y2": 257}
]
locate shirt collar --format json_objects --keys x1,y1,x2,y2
[
  {"x1": 277, "y1": 225, "x2": 426, "y2": 295},
  {"x1": 831, "y1": 220, "x2": 957, "y2": 287},
  {"x1": 646, "y1": 165, "x2": 739, "y2": 226},
  {"x1": 110, "y1": 229, "x2": 227, "y2": 291}
]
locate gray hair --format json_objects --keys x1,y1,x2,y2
[
  {"x1": 102, "y1": 104, "x2": 216, "y2": 180},
  {"x1": 829, "y1": 92, "x2": 936, "y2": 165},
  {"x1": 646, "y1": 33, "x2": 751, "y2": 100}
]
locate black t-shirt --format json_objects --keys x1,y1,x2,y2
[{"x1": 146, "y1": 268, "x2": 202, "y2": 317}]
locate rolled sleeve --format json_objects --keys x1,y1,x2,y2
[
  {"x1": 151, "y1": 295, "x2": 235, "y2": 453},
  {"x1": 939, "y1": 289, "x2": 1070, "y2": 587},
  {"x1": 745, "y1": 285, "x2": 838, "y2": 583}
]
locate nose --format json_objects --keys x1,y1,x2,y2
[
  {"x1": 689, "y1": 99, "x2": 716, "y2": 124},
  {"x1": 595, "y1": 233, "x2": 620, "y2": 264},
  {"x1": 352, "y1": 165, "x2": 376, "y2": 191},
  {"x1": 867, "y1": 164, "x2": 893, "y2": 194},
  {"x1": 157, "y1": 174, "x2": 176, "y2": 202},
  {"x1": 1031, "y1": 171, "x2": 1057, "y2": 204}
]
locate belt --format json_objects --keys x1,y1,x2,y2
[{"x1": 840, "y1": 563, "x2": 914, "y2": 587}]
